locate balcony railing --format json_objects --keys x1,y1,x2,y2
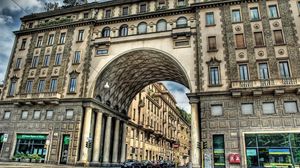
[
  {"x1": 18, "y1": 92, "x2": 62, "y2": 99},
  {"x1": 231, "y1": 78, "x2": 300, "y2": 89}
]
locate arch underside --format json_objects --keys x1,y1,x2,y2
[{"x1": 94, "y1": 49, "x2": 190, "y2": 113}]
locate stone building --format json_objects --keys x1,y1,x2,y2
[
  {"x1": 126, "y1": 82, "x2": 190, "y2": 165},
  {"x1": 0, "y1": 0, "x2": 300, "y2": 168}
]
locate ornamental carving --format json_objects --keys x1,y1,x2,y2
[
  {"x1": 273, "y1": 21, "x2": 280, "y2": 27},
  {"x1": 42, "y1": 70, "x2": 46, "y2": 75},
  {"x1": 235, "y1": 26, "x2": 242, "y2": 32},
  {"x1": 258, "y1": 51, "x2": 264, "y2": 57},
  {"x1": 278, "y1": 49, "x2": 285, "y2": 55},
  {"x1": 35, "y1": 50, "x2": 39, "y2": 55},
  {"x1": 238, "y1": 52, "x2": 245, "y2": 58},
  {"x1": 253, "y1": 24, "x2": 260, "y2": 30},
  {"x1": 47, "y1": 48, "x2": 50, "y2": 53}
]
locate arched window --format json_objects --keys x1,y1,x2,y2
[
  {"x1": 137, "y1": 22, "x2": 147, "y2": 34},
  {"x1": 119, "y1": 24, "x2": 128, "y2": 37},
  {"x1": 102, "y1": 27, "x2": 110, "y2": 37},
  {"x1": 156, "y1": 19, "x2": 167, "y2": 32},
  {"x1": 176, "y1": 17, "x2": 188, "y2": 28}
]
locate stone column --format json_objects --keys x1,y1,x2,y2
[
  {"x1": 92, "y1": 112, "x2": 103, "y2": 163},
  {"x1": 103, "y1": 116, "x2": 112, "y2": 164},
  {"x1": 79, "y1": 106, "x2": 93, "y2": 163},
  {"x1": 112, "y1": 119, "x2": 120, "y2": 163},
  {"x1": 190, "y1": 97, "x2": 201, "y2": 168},
  {"x1": 120, "y1": 122, "x2": 127, "y2": 162}
]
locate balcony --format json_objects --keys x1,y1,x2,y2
[
  {"x1": 18, "y1": 92, "x2": 62, "y2": 99},
  {"x1": 171, "y1": 27, "x2": 191, "y2": 38},
  {"x1": 231, "y1": 78, "x2": 300, "y2": 89},
  {"x1": 92, "y1": 37, "x2": 111, "y2": 46}
]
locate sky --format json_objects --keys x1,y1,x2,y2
[{"x1": 0, "y1": 0, "x2": 191, "y2": 113}]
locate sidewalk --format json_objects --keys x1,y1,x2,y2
[{"x1": 0, "y1": 162, "x2": 79, "y2": 168}]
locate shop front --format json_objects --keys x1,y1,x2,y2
[{"x1": 245, "y1": 133, "x2": 300, "y2": 168}]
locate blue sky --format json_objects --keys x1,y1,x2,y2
[{"x1": 0, "y1": 0, "x2": 191, "y2": 113}]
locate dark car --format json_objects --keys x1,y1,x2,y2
[
  {"x1": 121, "y1": 159, "x2": 142, "y2": 168},
  {"x1": 159, "y1": 160, "x2": 169, "y2": 168},
  {"x1": 152, "y1": 160, "x2": 161, "y2": 168},
  {"x1": 166, "y1": 161, "x2": 175, "y2": 168},
  {"x1": 141, "y1": 160, "x2": 154, "y2": 168}
]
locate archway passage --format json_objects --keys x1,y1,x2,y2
[{"x1": 94, "y1": 49, "x2": 191, "y2": 113}]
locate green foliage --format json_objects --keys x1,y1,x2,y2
[
  {"x1": 177, "y1": 107, "x2": 191, "y2": 124},
  {"x1": 30, "y1": 154, "x2": 41, "y2": 161},
  {"x1": 38, "y1": 18, "x2": 73, "y2": 28}
]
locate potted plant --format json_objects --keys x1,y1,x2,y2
[
  {"x1": 31, "y1": 154, "x2": 41, "y2": 163},
  {"x1": 20, "y1": 153, "x2": 29, "y2": 162},
  {"x1": 12, "y1": 153, "x2": 22, "y2": 162}
]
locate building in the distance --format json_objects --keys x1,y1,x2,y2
[{"x1": 126, "y1": 82, "x2": 190, "y2": 165}]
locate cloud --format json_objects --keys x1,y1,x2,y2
[{"x1": 0, "y1": 15, "x2": 13, "y2": 24}]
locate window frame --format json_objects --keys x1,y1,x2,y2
[
  {"x1": 66, "y1": 109, "x2": 74, "y2": 120},
  {"x1": 207, "y1": 36, "x2": 217, "y2": 51},
  {"x1": 8, "y1": 81, "x2": 16, "y2": 97},
  {"x1": 205, "y1": 12, "x2": 215, "y2": 26},
  {"x1": 137, "y1": 22, "x2": 148, "y2": 34},
  {"x1": 156, "y1": 19, "x2": 167, "y2": 32},
  {"x1": 258, "y1": 62, "x2": 270, "y2": 80},
  {"x1": 46, "y1": 110, "x2": 54, "y2": 120},
  {"x1": 209, "y1": 66, "x2": 221, "y2": 86},
  {"x1": 33, "y1": 110, "x2": 41, "y2": 120},
  {"x1": 73, "y1": 51, "x2": 81, "y2": 64},
  {"x1": 254, "y1": 32, "x2": 265, "y2": 47},
  {"x1": 278, "y1": 61, "x2": 291, "y2": 78},
  {"x1": 119, "y1": 25, "x2": 128, "y2": 37},
  {"x1": 122, "y1": 6, "x2": 129, "y2": 16},
  {"x1": 59, "y1": 32, "x2": 66, "y2": 44},
  {"x1": 69, "y1": 77, "x2": 77, "y2": 93},
  {"x1": 20, "y1": 39, "x2": 26, "y2": 50},
  {"x1": 47, "y1": 34, "x2": 54, "y2": 45},
  {"x1": 262, "y1": 102, "x2": 276, "y2": 114},
  {"x1": 211, "y1": 104, "x2": 223, "y2": 116},
  {"x1": 15, "y1": 58, "x2": 22, "y2": 69},
  {"x1": 25, "y1": 80, "x2": 33, "y2": 93},
  {"x1": 36, "y1": 36, "x2": 43, "y2": 47},
  {"x1": 269, "y1": 4, "x2": 279, "y2": 18},
  {"x1": 3, "y1": 111, "x2": 11, "y2": 120},
  {"x1": 250, "y1": 7, "x2": 260, "y2": 21},
  {"x1": 37, "y1": 79, "x2": 45, "y2": 93},
  {"x1": 105, "y1": 9, "x2": 111, "y2": 18},
  {"x1": 284, "y1": 101, "x2": 299, "y2": 113},
  {"x1": 176, "y1": 17, "x2": 188, "y2": 28},
  {"x1": 241, "y1": 103, "x2": 254, "y2": 115},
  {"x1": 49, "y1": 78, "x2": 58, "y2": 92},
  {"x1": 78, "y1": 30, "x2": 84, "y2": 42},
  {"x1": 239, "y1": 64, "x2": 250, "y2": 81},
  {"x1": 31, "y1": 56, "x2": 39, "y2": 68},
  {"x1": 21, "y1": 111, "x2": 28, "y2": 120},
  {"x1": 102, "y1": 27, "x2": 111, "y2": 37},
  {"x1": 43, "y1": 55, "x2": 50, "y2": 67},
  {"x1": 235, "y1": 33, "x2": 246, "y2": 49},
  {"x1": 139, "y1": 3, "x2": 147, "y2": 13},
  {"x1": 232, "y1": 9, "x2": 242, "y2": 23},
  {"x1": 54, "y1": 53, "x2": 62, "y2": 66},
  {"x1": 273, "y1": 30, "x2": 285, "y2": 45}
]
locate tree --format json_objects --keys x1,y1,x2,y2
[
  {"x1": 44, "y1": 2, "x2": 59, "y2": 11},
  {"x1": 63, "y1": 0, "x2": 86, "y2": 7}
]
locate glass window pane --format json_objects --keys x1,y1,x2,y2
[
  {"x1": 138, "y1": 23, "x2": 147, "y2": 34},
  {"x1": 284, "y1": 101, "x2": 298, "y2": 113},
  {"x1": 157, "y1": 20, "x2": 167, "y2": 32},
  {"x1": 262, "y1": 102, "x2": 275, "y2": 114},
  {"x1": 250, "y1": 7, "x2": 260, "y2": 20},
  {"x1": 241, "y1": 103, "x2": 253, "y2": 115},
  {"x1": 232, "y1": 10, "x2": 241, "y2": 22},
  {"x1": 176, "y1": 17, "x2": 187, "y2": 28},
  {"x1": 206, "y1": 12, "x2": 214, "y2": 25},
  {"x1": 211, "y1": 105, "x2": 223, "y2": 116},
  {"x1": 213, "y1": 135, "x2": 225, "y2": 168}
]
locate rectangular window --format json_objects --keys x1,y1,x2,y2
[
  {"x1": 213, "y1": 135, "x2": 225, "y2": 167},
  {"x1": 269, "y1": 5, "x2": 279, "y2": 18},
  {"x1": 241, "y1": 103, "x2": 254, "y2": 115},
  {"x1": 254, "y1": 32, "x2": 264, "y2": 46},
  {"x1": 78, "y1": 30, "x2": 84, "y2": 41},
  {"x1": 263, "y1": 102, "x2": 275, "y2": 114},
  {"x1": 46, "y1": 110, "x2": 54, "y2": 120},
  {"x1": 206, "y1": 12, "x2": 215, "y2": 26},
  {"x1": 259, "y1": 63, "x2": 269, "y2": 79},
  {"x1": 21, "y1": 111, "x2": 28, "y2": 120},
  {"x1": 298, "y1": 2, "x2": 300, "y2": 12},
  {"x1": 178, "y1": 0, "x2": 185, "y2": 6},
  {"x1": 8, "y1": 81, "x2": 16, "y2": 96},
  {"x1": 211, "y1": 105, "x2": 223, "y2": 116},
  {"x1": 25, "y1": 80, "x2": 33, "y2": 93},
  {"x1": 21, "y1": 39, "x2": 26, "y2": 50},
  {"x1": 59, "y1": 32, "x2": 66, "y2": 44},
  {"x1": 31, "y1": 56, "x2": 39, "y2": 68},
  {"x1": 3, "y1": 111, "x2": 11, "y2": 120},
  {"x1": 49, "y1": 79, "x2": 58, "y2": 92},
  {"x1": 83, "y1": 12, "x2": 89, "y2": 19},
  {"x1": 73, "y1": 51, "x2": 81, "y2": 64},
  {"x1": 33, "y1": 111, "x2": 41, "y2": 120},
  {"x1": 284, "y1": 101, "x2": 298, "y2": 113},
  {"x1": 69, "y1": 78, "x2": 77, "y2": 93},
  {"x1": 279, "y1": 61, "x2": 291, "y2": 78},
  {"x1": 250, "y1": 7, "x2": 260, "y2": 20},
  {"x1": 105, "y1": 9, "x2": 111, "y2": 18},
  {"x1": 15, "y1": 58, "x2": 22, "y2": 69},
  {"x1": 122, "y1": 7, "x2": 129, "y2": 16},
  {"x1": 209, "y1": 67, "x2": 220, "y2": 85},
  {"x1": 36, "y1": 36, "x2": 43, "y2": 47},
  {"x1": 55, "y1": 53, "x2": 62, "y2": 65},
  {"x1": 43, "y1": 55, "x2": 50, "y2": 67},
  {"x1": 66, "y1": 109, "x2": 74, "y2": 119},
  {"x1": 232, "y1": 9, "x2": 241, "y2": 22},
  {"x1": 140, "y1": 4, "x2": 147, "y2": 13},
  {"x1": 235, "y1": 34, "x2": 245, "y2": 48},
  {"x1": 48, "y1": 34, "x2": 54, "y2": 45},
  {"x1": 274, "y1": 30, "x2": 284, "y2": 45},
  {"x1": 239, "y1": 64, "x2": 249, "y2": 80},
  {"x1": 37, "y1": 80, "x2": 45, "y2": 93},
  {"x1": 208, "y1": 36, "x2": 217, "y2": 51}
]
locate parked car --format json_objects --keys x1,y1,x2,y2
[
  {"x1": 152, "y1": 160, "x2": 161, "y2": 168},
  {"x1": 121, "y1": 159, "x2": 143, "y2": 168},
  {"x1": 158, "y1": 160, "x2": 169, "y2": 168},
  {"x1": 166, "y1": 160, "x2": 175, "y2": 168},
  {"x1": 141, "y1": 160, "x2": 154, "y2": 168}
]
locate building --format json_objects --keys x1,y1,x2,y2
[
  {"x1": 126, "y1": 83, "x2": 190, "y2": 165},
  {"x1": 0, "y1": 84, "x2": 3, "y2": 96},
  {"x1": 0, "y1": 0, "x2": 300, "y2": 168}
]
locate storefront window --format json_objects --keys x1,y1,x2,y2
[
  {"x1": 213, "y1": 134, "x2": 225, "y2": 168},
  {"x1": 245, "y1": 133, "x2": 300, "y2": 168}
]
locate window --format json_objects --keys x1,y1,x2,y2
[
  {"x1": 250, "y1": 7, "x2": 260, "y2": 20},
  {"x1": 284, "y1": 101, "x2": 298, "y2": 113},
  {"x1": 48, "y1": 34, "x2": 54, "y2": 45},
  {"x1": 102, "y1": 27, "x2": 110, "y2": 37},
  {"x1": 208, "y1": 36, "x2": 217, "y2": 51},
  {"x1": 3, "y1": 111, "x2": 11, "y2": 120},
  {"x1": 105, "y1": 9, "x2": 111, "y2": 18},
  {"x1": 73, "y1": 51, "x2": 81, "y2": 64},
  {"x1": 96, "y1": 49, "x2": 108, "y2": 55},
  {"x1": 119, "y1": 25, "x2": 128, "y2": 37},
  {"x1": 209, "y1": 67, "x2": 220, "y2": 85},
  {"x1": 176, "y1": 17, "x2": 188, "y2": 28},
  {"x1": 49, "y1": 79, "x2": 58, "y2": 92},
  {"x1": 36, "y1": 36, "x2": 43, "y2": 47},
  {"x1": 43, "y1": 55, "x2": 50, "y2": 67},
  {"x1": 269, "y1": 5, "x2": 279, "y2": 18},
  {"x1": 21, "y1": 39, "x2": 26, "y2": 50},
  {"x1": 177, "y1": 0, "x2": 185, "y2": 6},
  {"x1": 156, "y1": 19, "x2": 167, "y2": 32},
  {"x1": 83, "y1": 12, "x2": 89, "y2": 19},
  {"x1": 158, "y1": 0, "x2": 166, "y2": 8},
  {"x1": 122, "y1": 7, "x2": 129, "y2": 16},
  {"x1": 8, "y1": 81, "x2": 16, "y2": 96},
  {"x1": 15, "y1": 58, "x2": 22, "y2": 69},
  {"x1": 78, "y1": 30, "x2": 84, "y2": 41},
  {"x1": 138, "y1": 22, "x2": 147, "y2": 34},
  {"x1": 254, "y1": 32, "x2": 264, "y2": 46},
  {"x1": 28, "y1": 22, "x2": 33, "y2": 28},
  {"x1": 235, "y1": 34, "x2": 245, "y2": 48},
  {"x1": 232, "y1": 9, "x2": 241, "y2": 22},
  {"x1": 46, "y1": 110, "x2": 54, "y2": 120},
  {"x1": 213, "y1": 135, "x2": 225, "y2": 167},
  {"x1": 239, "y1": 64, "x2": 249, "y2": 80},
  {"x1": 69, "y1": 77, "x2": 77, "y2": 93},
  {"x1": 37, "y1": 80, "x2": 45, "y2": 93},
  {"x1": 211, "y1": 105, "x2": 223, "y2": 116},
  {"x1": 140, "y1": 4, "x2": 147, "y2": 13},
  {"x1": 241, "y1": 103, "x2": 254, "y2": 115},
  {"x1": 55, "y1": 53, "x2": 62, "y2": 65},
  {"x1": 298, "y1": 2, "x2": 300, "y2": 11},
  {"x1": 21, "y1": 111, "x2": 28, "y2": 120},
  {"x1": 66, "y1": 109, "x2": 74, "y2": 119},
  {"x1": 259, "y1": 63, "x2": 269, "y2": 79},
  {"x1": 59, "y1": 32, "x2": 66, "y2": 44},
  {"x1": 25, "y1": 80, "x2": 33, "y2": 93},
  {"x1": 274, "y1": 30, "x2": 284, "y2": 45},
  {"x1": 262, "y1": 102, "x2": 275, "y2": 114},
  {"x1": 33, "y1": 111, "x2": 41, "y2": 120},
  {"x1": 206, "y1": 12, "x2": 215, "y2": 26},
  {"x1": 279, "y1": 61, "x2": 291, "y2": 78},
  {"x1": 31, "y1": 56, "x2": 39, "y2": 68}
]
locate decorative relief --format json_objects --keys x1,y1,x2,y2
[
  {"x1": 253, "y1": 24, "x2": 260, "y2": 30},
  {"x1": 149, "y1": 22, "x2": 154, "y2": 27},
  {"x1": 58, "y1": 47, "x2": 62, "y2": 52},
  {"x1": 258, "y1": 51, "x2": 264, "y2": 57},
  {"x1": 130, "y1": 25, "x2": 135, "y2": 30},
  {"x1": 42, "y1": 70, "x2": 46, "y2": 75},
  {"x1": 235, "y1": 26, "x2": 242, "y2": 32},
  {"x1": 238, "y1": 52, "x2": 245, "y2": 58},
  {"x1": 273, "y1": 21, "x2": 280, "y2": 27},
  {"x1": 35, "y1": 50, "x2": 39, "y2": 55},
  {"x1": 278, "y1": 49, "x2": 285, "y2": 55},
  {"x1": 46, "y1": 48, "x2": 50, "y2": 53}
]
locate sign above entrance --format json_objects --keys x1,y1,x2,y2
[{"x1": 17, "y1": 134, "x2": 47, "y2": 140}]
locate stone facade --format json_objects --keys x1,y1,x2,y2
[{"x1": 126, "y1": 83, "x2": 190, "y2": 166}]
